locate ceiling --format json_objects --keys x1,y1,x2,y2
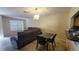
[{"x1": 0, "y1": 7, "x2": 71, "y2": 19}]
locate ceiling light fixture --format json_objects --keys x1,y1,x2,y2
[
  {"x1": 33, "y1": 14, "x2": 39, "y2": 20},
  {"x1": 33, "y1": 8, "x2": 40, "y2": 20}
]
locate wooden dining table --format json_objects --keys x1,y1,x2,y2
[{"x1": 37, "y1": 33, "x2": 54, "y2": 50}]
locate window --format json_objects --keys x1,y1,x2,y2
[{"x1": 9, "y1": 20, "x2": 24, "y2": 32}]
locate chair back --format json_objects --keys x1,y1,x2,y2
[
  {"x1": 52, "y1": 34, "x2": 57, "y2": 40},
  {"x1": 49, "y1": 34, "x2": 57, "y2": 42},
  {"x1": 36, "y1": 36, "x2": 46, "y2": 45}
]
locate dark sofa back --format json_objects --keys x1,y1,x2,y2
[{"x1": 17, "y1": 27, "x2": 42, "y2": 49}]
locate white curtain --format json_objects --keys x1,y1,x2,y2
[{"x1": 9, "y1": 20, "x2": 24, "y2": 32}]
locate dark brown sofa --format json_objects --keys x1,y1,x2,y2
[{"x1": 10, "y1": 27, "x2": 42, "y2": 49}]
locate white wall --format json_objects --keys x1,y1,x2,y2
[
  {"x1": 25, "y1": 18, "x2": 33, "y2": 28},
  {"x1": 0, "y1": 16, "x2": 4, "y2": 39},
  {"x1": 69, "y1": 7, "x2": 79, "y2": 17},
  {"x1": 2, "y1": 16, "x2": 11, "y2": 37},
  {"x1": 32, "y1": 13, "x2": 70, "y2": 39}
]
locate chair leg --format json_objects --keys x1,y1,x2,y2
[
  {"x1": 51, "y1": 42, "x2": 54, "y2": 50},
  {"x1": 54, "y1": 41, "x2": 56, "y2": 50},
  {"x1": 52, "y1": 42, "x2": 56, "y2": 50},
  {"x1": 36, "y1": 41, "x2": 38, "y2": 50},
  {"x1": 46, "y1": 42, "x2": 48, "y2": 51},
  {"x1": 36, "y1": 44, "x2": 38, "y2": 49},
  {"x1": 51, "y1": 42, "x2": 53, "y2": 48},
  {"x1": 54, "y1": 41, "x2": 56, "y2": 47}
]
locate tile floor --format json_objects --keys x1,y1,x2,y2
[
  {"x1": 0, "y1": 38, "x2": 17, "y2": 51},
  {"x1": 0, "y1": 37, "x2": 79, "y2": 51}
]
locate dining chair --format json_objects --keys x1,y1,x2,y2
[
  {"x1": 47, "y1": 34, "x2": 57, "y2": 50},
  {"x1": 36, "y1": 36, "x2": 48, "y2": 50}
]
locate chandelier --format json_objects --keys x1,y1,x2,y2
[{"x1": 33, "y1": 8, "x2": 40, "y2": 20}]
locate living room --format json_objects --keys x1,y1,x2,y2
[{"x1": 0, "y1": 7, "x2": 79, "y2": 51}]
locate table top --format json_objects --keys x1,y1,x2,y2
[{"x1": 38, "y1": 33, "x2": 53, "y2": 39}]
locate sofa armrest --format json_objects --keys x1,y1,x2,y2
[{"x1": 10, "y1": 37, "x2": 18, "y2": 49}]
